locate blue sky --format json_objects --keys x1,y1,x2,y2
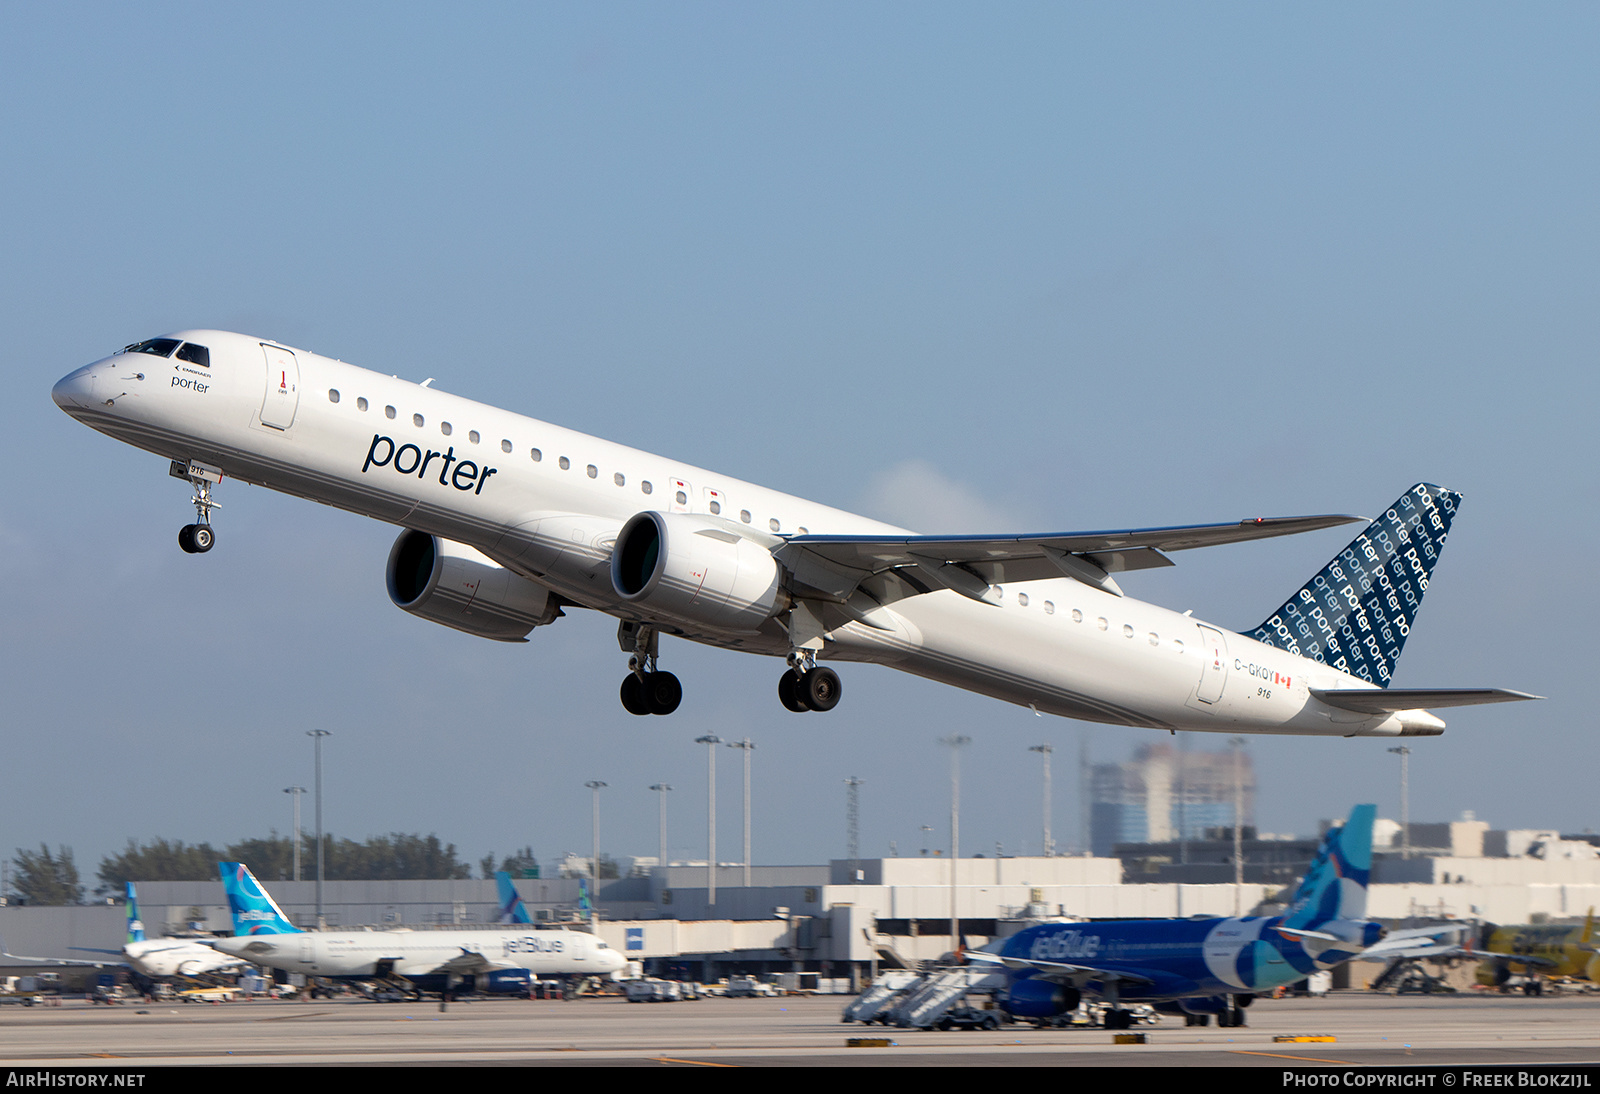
[{"x1": 1, "y1": 3, "x2": 1593, "y2": 882}]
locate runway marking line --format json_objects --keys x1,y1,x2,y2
[
  {"x1": 650, "y1": 1057, "x2": 740, "y2": 1067},
  {"x1": 1232, "y1": 1050, "x2": 1362, "y2": 1065}
]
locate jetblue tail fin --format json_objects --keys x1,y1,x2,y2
[
  {"x1": 1283, "y1": 804, "x2": 1374, "y2": 928},
  {"x1": 495, "y1": 871, "x2": 533, "y2": 925},
  {"x1": 219, "y1": 862, "x2": 303, "y2": 936},
  {"x1": 1250, "y1": 483, "x2": 1460, "y2": 686},
  {"x1": 125, "y1": 882, "x2": 145, "y2": 944}
]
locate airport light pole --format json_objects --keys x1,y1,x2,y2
[
  {"x1": 585, "y1": 781, "x2": 606, "y2": 925},
  {"x1": 695, "y1": 735, "x2": 722, "y2": 906},
  {"x1": 1230, "y1": 736, "x2": 1245, "y2": 915},
  {"x1": 1029, "y1": 744, "x2": 1054, "y2": 857},
  {"x1": 939, "y1": 734, "x2": 971, "y2": 957},
  {"x1": 727, "y1": 738, "x2": 755, "y2": 888},
  {"x1": 283, "y1": 786, "x2": 306, "y2": 881},
  {"x1": 650, "y1": 783, "x2": 672, "y2": 873},
  {"x1": 844, "y1": 777, "x2": 863, "y2": 882},
  {"x1": 1388, "y1": 746, "x2": 1412, "y2": 860},
  {"x1": 307, "y1": 730, "x2": 331, "y2": 927}
]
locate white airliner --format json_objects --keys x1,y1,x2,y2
[
  {"x1": 213, "y1": 863, "x2": 625, "y2": 996},
  {"x1": 52, "y1": 331, "x2": 1535, "y2": 734}
]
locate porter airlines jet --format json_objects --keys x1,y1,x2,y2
[{"x1": 52, "y1": 331, "x2": 1534, "y2": 733}]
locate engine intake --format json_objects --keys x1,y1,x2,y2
[
  {"x1": 386, "y1": 530, "x2": 560, "y2": 642},
  {"x1": 610, "y1": 511, "x2": 786, "y2": 632}
]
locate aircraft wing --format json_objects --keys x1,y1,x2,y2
[
  {"x1": 775, "y1": 513, "x2": 1363, "y2": 602},
  {"x1": 427, "y1": 949, "x2": 512, "y2": 976},
  {"x1": 1311, "y1": 689, "x2": 1543, "y2": 713},
  {"x1": 967, "y1": 949, "x2": 1155, "y2": 987}
]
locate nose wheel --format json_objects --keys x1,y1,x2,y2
[{"x1": 172, "y1": 460, "x2": 222, "y2": 555}]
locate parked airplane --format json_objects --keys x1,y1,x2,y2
[
  {"x1": 67, "y1": 883, "x2": 250, "y2": 981},
  {"x1": 972, "y1": 804, "x2": 1455, "y2": 1028},
  {"x1": 211, "y1": 862, "x2": 625, "y2": 996},
  {"x1": 52, "y1": 331, "x2": 1536, "y2": 732},
  {"x1": 495, "y1": 872, "x2": 535, "y2": 925},
  {"x1": 1471, "y1": 910, "x2": 1597, "y2": 992}
]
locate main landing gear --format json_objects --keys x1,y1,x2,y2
[
  {"x1": 171, "y1": 461, "x2": 223, "y2": 555},
  {"x1": 618, "y1": 622, "x2": 681, "y2": 716},
  {"x1": 778, "y1": 651, "x2": 842, "y2": 713}
]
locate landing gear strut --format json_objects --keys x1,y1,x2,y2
[
  {"x1": 172, "y1": 460, "x2": 222, "y2": 555},
  {"x1": 618, "y1": 622, "x2": 681, "y2": 716},
  {"x1": 779, "y1": 650, "x2": 842, "y2": 713}
]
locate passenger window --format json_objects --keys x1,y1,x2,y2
[
  {"x1": 1018, "y1": 593, "x2": 1029, "y2": 607},
  {"x1": 441, "y1": 422, "x2": 452, "y2": 436},
  {"x1": 1044, "y1": 601, "x2": 1055, "y2": 615},
  {"x1": 531, "y1": 448, "x2": 542, "y2": 461},
  {"x1": 614, "y1": 473, "x2": 625, "y2": 486},
  {"x1": 328, "y1": 389, "x2": 340, "y2": 403},
  {"x1": 741, "y1": 510, "x2": 751, "y2": 523},
  {"x1": 587, "y1": 464, "x2": 598, "y2": 479},
  {"x1": 501, "y1": 440, "x2": 512, "y2": 453},
  {"x1": 1122, "y1": 624, "x2": 1134, "y2": 638},
  {"x1": 797, "y1": 526, "x2": 808, "y2": 534},
  {"x1": 357, "y1": 397, "x2": 368, "y2": 411},
  {"x1": 413, "y1": 413, "x2": 424, "y2": 427},
  {"x1": 769, "y1": 518, "x2": 780, "y2": 532},
  {"x1": 559, "y1": 457, "x2": 570, "y2": 470},
  {"x1": 1173, "y1": 640, "x2": 1185, "y2": 654},
  {"x1": 385, "y1": 406, "x2": 397, "y2": 419},
  {"x1": 676, "y1": 490, "x2": 688, "y2": 505},
  {"x1": 1072, "y1": 609, "x2": 1083, "y2": 623},
  {"x1": 1148, "y1": 633, "x2": 1159, "y2": 646},
  {"x1": 469, "y1": 431, "x2": 480, "y2": 444},
  {"x1": 175, "y1": 343, "x2": 210, "y2": 367},
  {"x1": 642, "y1": 481, "x2": 653, "y2": 495},
  {"x1": 1097, "y1": 617, "x2": 1108, "y2": 631},
  {"x1": 709, "y1": 501, "x2": 721, "y2": 515}
]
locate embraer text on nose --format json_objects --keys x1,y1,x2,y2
[{"x1": 362, "y1": 434, "x2": 498, "y2": 494}]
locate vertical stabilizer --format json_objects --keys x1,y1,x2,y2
[
  {"x1": 218, "y1": 862, "x2": 303, "y2": 936},
  {"x1": 496, "y1": 871, "x2": 534, "y2": 925},
  {"x1": 1283, "y1": 804, "x2": 1374, "y2": 928},
  {"x1": 1249, "y1": 483, "x2": 1459, "y2": 686},
  {"x1": 124, "y1": 882, "x2": 145, "y2": 944}
]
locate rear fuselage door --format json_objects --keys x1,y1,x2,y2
[
  {"x1": 260, "y1": 344, "x2": 300, "y2": 429},
  {"x1": 1196, "y1": 625, "x2": 1229, "y2": 704}
]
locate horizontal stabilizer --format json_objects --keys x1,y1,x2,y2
[{"x1": 1312, "y1": 688, "x2": 1542, "y2": 714}]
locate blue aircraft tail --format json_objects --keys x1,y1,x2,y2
[
  {"x1": 125, "y1": 882, "x2": 145, "y2": 944},
  {"x1": 219, "y1": 862, "x2": 303, "y2": 936},
  {"x1": 1282, "y1": 804, "x2": 1374, "y2": 929},
  {"x1": 495, "y1": 871, "x2": 534, "y2": 924},
  {"x1": 1249, "y1": 483, "x2": 1460, "y2": 686}
]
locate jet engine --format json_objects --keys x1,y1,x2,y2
[
  {"x1": 386, "y1": 530, "x2": 561, "y2": 642},
  {"x1": 997, "y1": 977, "x2": 1080, "y2": 1019},
  {"x1": 610, "y1": 511, "x2": 786, "y2": 632}
]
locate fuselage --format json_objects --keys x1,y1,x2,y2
[
  {"x1": 52, "y1": 330, "x2": 1436, "y2": 735},
  {"x1": 211, "y1": 925, "x2": 624, "y2": 982},
  {"x1": 1000, "y1": 914, "x2": 1370, "y2": 1002}
]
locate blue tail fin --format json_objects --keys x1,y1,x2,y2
[
  {"x1": 1249, "y1": 483, "x2": 1460, "y2": 685},
  {"x1": 495, "y1": 871, "x2": 533, "y2": 924},
  {"x1": 125, "y1": 882, "x2": 145, "y2": 943},
  {"x1": 219, "y1": 862, "x2": 303, "y2": 936},
  {"x1": 1283, "y1": 804, "x2": 1374, "y2": 928}
]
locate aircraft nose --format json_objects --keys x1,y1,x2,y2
[{"x1": 52, "y1": 365, "x2": 98, "y2": 411}]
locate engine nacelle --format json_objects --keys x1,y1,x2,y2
[
  {"x1": 386, "y1": 530, "x2": 560, "y2": 642},
  {"x1": 998, "y1": 977, "x2": 1080, "y2": 1019},
  {"x1": 610, "y1": 511, "x2": 786, "y2": 632}
]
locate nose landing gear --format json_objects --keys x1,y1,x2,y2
[{"x1": 171, "y1": 460, "x2": 223, "y2": 554}]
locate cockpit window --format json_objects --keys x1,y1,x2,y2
[
  {"x1": 175, "y1": 342, "x2": 210, "y2": 367},
  {"x1": 124, "y1": 338, "x2": 180, "y2": 358}
]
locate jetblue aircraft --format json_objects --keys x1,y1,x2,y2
[
  {"x1": 211, "y1": 863, "x2": 625, "y2": 996},
  {"x1": 974, "y1": 804, "x2": 1452, "y2": 1028},
  {"x1": 52, "y1": 332, "x2": 1535, "y2": 732},
  {"x1": 73, "y1": 883, "x2": 250, "y2": 981}
]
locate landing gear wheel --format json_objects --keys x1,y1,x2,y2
[
  {"x1": 643, "y1": 671, "x2": 682, "y2": 715},
  {"x1": 190, "y1": 524, "x2": 214, "y2": 552},
  {"x1": 620, "y1": 674, "x2": 650, "y2": 716},
  {"x1": 778, "y1": 669, "x2": 809, "y2": 712},
  {"x1": 177, "y1": 525, "x2": 196, "y2": 553},
  {"x1": 801, "y1": 667, "x2": 842, "y2": 712}
]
